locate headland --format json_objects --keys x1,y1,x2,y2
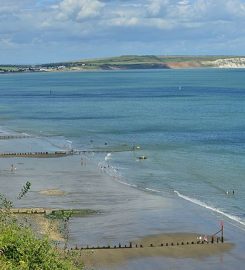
[{"x1": 1, "y1": 55, "x2": 245, "y2": 74}]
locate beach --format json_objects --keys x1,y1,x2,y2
[
  {"x1": 0, "y1": 70, "x2": 245, "y2": 269},
  {"x1": 0, "y1": 131, "x2": 244, "y2": 270},
  {"x1": 79, "y1": 233, "x2": 233, "y2": 269}
]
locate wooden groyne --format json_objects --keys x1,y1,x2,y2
[
  {"x1": 2, "y1": 208, "x2": 54, "y2": 215},
  {"x1": 69, "y1": 237, "x2": 224, "y2": 251},
  {"x1": 0, "y1": 149, "x2": 138, "y2": 158},
  {"x1": 76, "y1": 148, "x2": 139, "y2": 154},
  {"x1": 2, "y1": 208, "x2": 97, "y2": 218},
  {"x1": 77, "y1": 150, "x2": 129, "y2": 154},
  {"x1": 0, "y1": 151, "x2": 73, "y2": 158},
  {"x1": 0, "y1": 135, "x2": 32, "y2": 140},
  {"x1": 69, "y1": 225, "x2": 226, "y2": 251}
]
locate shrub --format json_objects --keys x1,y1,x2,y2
[
  {"x1": 0, "y1": 183, "x2": 82, "y2": 270},
  {"x1": 0, "y1": 222, "x2": 81, "y2": 270}
]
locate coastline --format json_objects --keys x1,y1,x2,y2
[
  {"x1": 79, "y1": 233, "x2": 234, "y2": 269},
  {"x1": 0, "y1": 127, "x2": 244, "y2": 269},
  {"x1": 1, "y1": 55, "x2": 245, "y2": 74}
]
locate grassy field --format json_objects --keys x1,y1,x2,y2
[{"x1": 38, "y1": 55, "x2": 244, "y2": 70}]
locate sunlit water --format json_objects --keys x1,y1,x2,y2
[{"x1": 0, "y1": 69, "x2": 245, "y2": 231}]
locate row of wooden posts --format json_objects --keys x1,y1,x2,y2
[
  {"x1": 0, "y1": 135, "x2": 31, "y2": 140},
  {"x1": 69, "y1": 237, "x2": 224, "y2": 251},
  {"x1": 0, "y1": 151, "x2": 71, "y2": 158},
  {"x1": 8, "y1": 209, "x2": 49, "y2": 214}
]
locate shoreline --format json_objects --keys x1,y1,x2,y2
[
  {"x1": 0, "y1": 127, "x2": 244, "y2": 269},
  {"x1": 78, "y1": 232, "x2": 234, "y2": 269},
  {"x1": 1, "y1": 66, "x2": 245, "y2": 76},
  {"x1": 1, "y1": 55, "x2": 245, "y2": 74}
]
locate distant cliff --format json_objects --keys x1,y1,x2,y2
[
  {"x1": 1, "y1": 56, "x2": 245, "y2": 73},
  {"x1": 203, "y1": 58, "x2": 245, "y2": 68}
]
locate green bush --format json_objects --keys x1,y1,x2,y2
[
  {"x1": 0, "y1": 221, "x2": 82, "y2": 269},
  {"x1": 0, "y1": 184, "x2": 82, "y2": 269}
]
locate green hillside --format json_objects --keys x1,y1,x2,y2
[{"x1": 1, "y1": 55, "x2": 244, "y2": 73}]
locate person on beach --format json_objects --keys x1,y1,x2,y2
[
  {"x1": 10, "y1": 164, "x2": 16, "y2": 172},
  {"x1": 81, "y1": 157, "x2": 86, "y2": 166},
  {"x1": 204, "y1": 235, "x2": 208, "y2": 242}
]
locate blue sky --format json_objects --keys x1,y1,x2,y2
[{"x1": 1, "y1": 0, "x2": 245, "y2": 64}]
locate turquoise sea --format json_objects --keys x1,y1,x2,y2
[
  {"x1": 0, "y1": 69, "x2": 245, "y2": 270},
  {"x1": 0, "y1": 69, "x2": 245, "y2": 231}
]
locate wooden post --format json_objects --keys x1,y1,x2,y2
[{"x1": 221, "y1": 221, "x2": 224, "y2": 243}]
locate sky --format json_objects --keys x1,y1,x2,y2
[{"x1": 0, "y1": 0, "x2": 245, "y2": 64}]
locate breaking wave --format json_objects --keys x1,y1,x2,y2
[{"x1": 174, "y1": 190, "x2": 245, "y2": 226}]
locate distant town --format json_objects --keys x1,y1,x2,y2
[{"x1": 1, "y1": 55, "x2": 245, "y2": 74}]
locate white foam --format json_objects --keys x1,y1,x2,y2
[
  {"x1": 21, "y1": 132, "x2": 31, "y2": 136},
  {"x1": 105, "y1": 153, "x2": 112, "y2": 161},
  {"x1": 145, "y1": 187, "x2": 161, "y2": 193},
  {"x1": 116, "y1": 180, "x2": 137, "y2": 188},
  {"x1": 174, "y1": 190, "x2": 245, "y2": 227}
]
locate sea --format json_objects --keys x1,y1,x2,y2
[
  {"x1": 0, "y1": 68, "x2": 245, "y2": 231},
  {"x1": 1, "y1": 68, "x2": 245, "y2": 269}
]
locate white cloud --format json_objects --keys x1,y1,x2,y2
[
  {"x1": 147, "y1": 0, "x2": 170, "y2": 16},
  {"x1": 106, "y1": 17, "x2": 139, "y2": 27},
  {"x1": 55, "y1": 0, "x2": 105, "y2": 21},
  {"x1": 146, "y1": 17, "x2": 176, "y2": 29},
  {"x1": 1, "y1": 0, "x2": 245, "y2": 63},
  {"x1": 225, "y1": 0, "x2": 245, "y2": 17}
]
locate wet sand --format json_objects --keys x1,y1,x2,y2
[
  {"x1": 39, "y1": 189, "x2": 66, "y2": 196},
  {"x1": 0, "y1": 133, "x2": 244, "y2": 270},
  {"x1": 79, "y1": 233, "x2": 234, "y2": 269}
]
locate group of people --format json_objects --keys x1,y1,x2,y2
[{"x1": 226, "y1": 190, "x2": 235, "y2": 195}]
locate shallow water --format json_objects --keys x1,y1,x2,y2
[
  {"x1": 0, "y1": 69, "x2": 245, "y2": 268},
  {"x1": 0, "y1": 69, "x2": 245, "y2": 228}
]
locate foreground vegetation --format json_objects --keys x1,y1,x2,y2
[
  {"x1": 0, "y1": 223, "x2": 81, "y2": 270},
  {"x1": 0, "y1": 184, "x2": 83, "y2": 270}
]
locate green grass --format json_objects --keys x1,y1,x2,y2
[{"x1": 0, "y1": 66, "x2": 19, "y2": 71}]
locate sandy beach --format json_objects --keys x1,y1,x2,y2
[
  {"x1": 79, "y1": 233, "x2": 234, "y2": 269},
  {"x1": 0, "y1": 131, "x2": 244, "y2": 269},
  {"x1": 39, "y1": 188, "x2": 66, "y2": 196}
]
